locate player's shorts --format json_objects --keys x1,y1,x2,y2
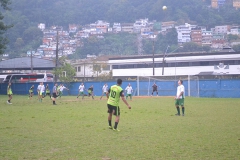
[
  {"x1": 153, "y1": 89, "x2": 158, "y2": 92},
  {"x1": 126, "y1": 94, "x2": 132, "y2": 97},
  {"x1": 52, "y1": 93, "x2": 57, "y2": 98},
  {"x1": 29, "y1": 91, "x2": 33, "y2": 94},
  {"x1": 175, "y1": 98, "x2": 184, "y2": 106},
  {"x1": 45, "y1": 92, "x2": 50, "y2": 95},
  {"x1": 8, "y1": 94, "x2": 12, "y2": 97},
  {"x1": 103, "y1": 92, "x2": 107, "y2": 95},
  {"x1": 107, "y1": 104, "x2": 120, "y2": 116},
  {"x1": 79, "y1": 91, "x2": 84, "y2": 95},
  {"x1": 39, "y1": 92, "x2": 43, "y2": 96}
]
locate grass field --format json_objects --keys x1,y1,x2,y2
[{"x1": 0, "y1": 95, "x2": 239, "y2": 160}]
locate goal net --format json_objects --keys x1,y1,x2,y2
[{"x1": 136, "y1": 76, "x2": 199, "y2": 97}]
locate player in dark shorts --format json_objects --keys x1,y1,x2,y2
[
  {"x1": 45, "y1": 84, "x2": 51, "y2": 98},
  {"x1": 88, "y1": 85, "x2": 94, "y2": 99},
  {"x1": 52, "y1": 83, "x2": 58, "y2": 105},
  {"x1": 106, "y1": 79, "x2": 131, "y2": 131},
  {"x1": 28, "y1": 85, "x2": 34, "y2": 99},
  {"x1": 151, "y1": 82, "x2": 158, "y2": 96}
]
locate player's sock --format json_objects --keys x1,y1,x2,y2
[
  {"x1": 53, "y1": 101, "x2": 55, "y2": 104},
  {"x1": 8, "y1": 100, "x2": 10, "y2": 103},
  {"x1": 176, "y1": 107, "x2": 180, "y2": 115},
  {"x1": 114, "y1": 122, "x2": 118, "y2": 129},
  {"x1": 108, "y1": 120, "x2": 112, "y2": 127},
  {"x1": 182, "y1": 107, "x2": 185, "y2": 114}
]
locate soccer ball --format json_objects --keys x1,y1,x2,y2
[{"x1": 162, "y1": 6, "x2": 167, "y2": 10}]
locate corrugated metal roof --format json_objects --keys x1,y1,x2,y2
[{"x1": 0, "y1": 57, "x2": 55, "y2": 70}]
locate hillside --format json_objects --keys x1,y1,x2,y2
[{"x1": 2, "y1": 0, "x2": 240, "y2": 57}]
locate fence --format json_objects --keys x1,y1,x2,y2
[{"x1": 0, "y1": 79, "x2": 240, "y2": 98}]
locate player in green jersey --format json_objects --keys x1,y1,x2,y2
[
  {"x1": 45, "y1": 84, "x2": 51, "y2": 98},
  {"x1": 106, "y1": 79, "x2": 131, "y2": 131},
  {"x1": 28, "y1": 85, "x2": 34, "y2": 99},
  {"x1": 7, "y1": 82, "x2": 13, "y2": 104}
]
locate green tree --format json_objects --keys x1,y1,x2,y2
[
  {"x1": 0, "y1": 0, "x2": 12, "y2": 55},
  {"x1": 232, "y1": 44, "x2": 240, "y2": 52}
]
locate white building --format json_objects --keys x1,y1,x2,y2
[
  {"x1": 202, "y1": 31, "x2": 213, "y2": 46},
  {"x1": 38, "y1": 23, "x2": 46, "y2": 31},
  {"x1": 214, "y1": 25, "x2": 229, "y2": 34},
  {"x1": 175, "y1": 23, "x2": 197, "y2": 44}
]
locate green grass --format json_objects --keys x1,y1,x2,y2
[{"x1": 0, "y1": 95, "x2": 240, "y2": 160}]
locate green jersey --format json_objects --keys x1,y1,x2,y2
[
  {"x1": 7, "y1": 85, "x2": 12, "y2": 95},
  {"x1": 107, "y1": 85, "x2": 123, "y2": 107}
]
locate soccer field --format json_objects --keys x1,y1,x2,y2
[{"x1": 0, "y1": 95, "x2": 239, "y2": 160}]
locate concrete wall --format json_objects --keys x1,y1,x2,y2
[{"x1": 0, "y1": 79, "x2": 240, "y2": 98}]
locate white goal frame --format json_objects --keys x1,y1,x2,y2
[{"x1": 136, "y1": 76, "x2": 199, "y2": 97}]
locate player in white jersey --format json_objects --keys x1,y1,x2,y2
[
  {"x1": 37, "y1": 82, "x2": 42, "y2": 102},
  {"x1": 77, "y1": 83, "x2": 85, "y2": 99},
  {"x1": 59, "y1": 84, "x2": 69, "y2": 98},
  {"x1": 39, "y1": 82, "x2": 44, "y2": 102},
  {"x1": 175, "y1": 80, "x2": 185, "y2": 116},
  {"x1": 125, "y1": 83, "x2": 133, "y2": 100},
  {"x1": 100, "y1": 83, "x2": 108, "y2": 100}
]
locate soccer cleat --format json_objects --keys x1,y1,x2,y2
[
  {"x1": 175, "y1": 114, "x2": 180, "y2": 116},
  {"x1": 182, "y1": 114, "x2": 185, "y2": 116},
  {"x1": 109, "y1": 126, "x2": 113, "y2": 129},
  {"x1": 113, "y1": 128, "x2": 120, "y2": 132}
]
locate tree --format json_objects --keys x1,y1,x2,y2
[
  {"x1": 53, "y1": 57, "x2": 76, "y2": 94},
  {"x1": 0, "y1": 0, "x2": 12, "y2": 55},
  {"x1": 232, "y1": 44, "x2": 240, "y2": 52}
]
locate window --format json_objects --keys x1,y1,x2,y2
[{"x1": 78, "y1": 66, "x2": 81, "y2": 72}]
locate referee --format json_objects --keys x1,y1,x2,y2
[{"x1": 52, "y1": 83, "x2": 58, "y2": 105}]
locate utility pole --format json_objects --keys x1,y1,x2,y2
[
  {"x1": 152, "y1": 39, "x2": 155, "y2": 76},
  {"x1": 162, "y1": 45, "x2": 169, "y2": 75},
  {"x1": 55, "y1": 31, "x2": 59, "y2": 82},
  {"x1": 31, "y1": 51, "x2": 33, "y2": 73}
]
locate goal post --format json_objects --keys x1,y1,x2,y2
[{"x1": 136, "y1": 76, "x2": 199, "y2": 97}]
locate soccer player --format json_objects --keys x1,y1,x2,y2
[
  {"x1": 125, "y1": 83, "x2": 133, "y2": 100},
  {"x1": 28, "y1": 85, "x2": 34, "y2": 99},
  {"x1": 45, "y1": 84, "x2": 51, "y2": 98},
  {"x1": 88, "y1": 85, "x2": 94, "y2": 99},
  {"x1": 151, "y1": 82, "x2": 158, "y2": 96},
  {"x1": 52, "y1": 83, "x2": 58, "y2": 105},
  {"x1": 59, "y1": 84, "x2": 69, "y2": 98},
  {"x1": 77, "y1": 83, "x2": 85, "y2": 99},
  {"x1": 7, "y1": 82, "x2": 13, "y2": 104},
  {"x1": 39, "y1": 82, "x2": 44, "y2": 102},
  {"x1": 100, "y1": 83, "x2": 108, "y2": 100},
  {"x1": 106, "y1": 79, "x2": 131, "y2": 131},
  {"x1": 175, "y1": 80, "x2": 185, "y2": 116},
  {"x1": 37, "y1": 82, "x2": 42, "y2": 101}
]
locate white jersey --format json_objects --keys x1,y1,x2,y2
[
  {"x1": 102, "y1": 85, "x2": 108, "y2": 92},
  {"x1": 60, "y1": 86, "x2": 66, "y2": 92},
  {"x1": 79, "y1": 85, "x2": 85, "y2": 92},
  {"x1": 176, "y1": 84, "x2": 185, "y2": 99},
  {"x1": 37, "y1": 85, "x2": 41, "y2": 91},
  {"x1": 125, "y1": 86, "x2": 133, "y2": 94},
  {"x1": 41, "y1": 85, "x2": 45, "y2": 93}
]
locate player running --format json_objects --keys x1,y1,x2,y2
[
  {"x1": 7, "y1": 82, "x2": 13, "y2": 104},
  {"x1": 106, "y1": 79, "x2": 131, "y2": 131},
  {"x1": 77, "y1": 83, "x2": 85, "y2": 99},
  {"x1": 59, "y1": 84, "x2": 69, "y2": 98},
  {"x1": 45, "y1": 84, "x2": 51, "y2": 98},
  {"x1": 100, "y1": 83, "x2": 108, "y2": 100},
  {"x1": 37, "y1": 82, "x2": 42, "y2": 101},
  {"x1": 88, "y1": 85, "x2": 94, "y2": 99},
  {"x1": 125, "y1": 83, "x2": 133, "y2": 100},
  {"x1": 52, "y1": 83, "x2": 58, "y2": 105},
  {"x1": 151, "y1": 82, "x2": 158, "y2": 96},
  {"x1": 28, "y1": 85, "x2": 34, "y2": 99}
]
